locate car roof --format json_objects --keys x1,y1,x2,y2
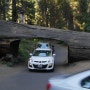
[
  {"x1": 35, "y1": 47, "x2": 51, "y2": 51},
  {"x1": 37, "y1": 42, "x2": 50, "y2": 45},
  {"x1": 37, "y1": 42, "x2": 49, "y2": 44}
]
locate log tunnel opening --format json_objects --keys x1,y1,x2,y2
[
  {"x1": 0, "y1": 39, "x2": 20, "y2": 65},
  {"x1": 1, "y1": 37, "x2": 88, "y2": 65},
  {"x1": 18, "y1": 38, "x2": 68, "y2": 65}
]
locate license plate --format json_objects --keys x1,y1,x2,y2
[{"x1": 38, "y1": 64, "x2": 42, "y2": 68}]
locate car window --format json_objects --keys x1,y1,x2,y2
[
  {"x1": 37, "y1": 44, "x2": 42, "y2": 48},
  {"x1": 33, "y1": 50, "x2": 51, "y2": 57},
  {"x1": 81, "y1": 76, "x2": 90, "y2": 89},
  {"x1": 37, "y1": 43, "x2": 50, "y2": 48}
]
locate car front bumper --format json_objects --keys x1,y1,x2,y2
[{"x1": 28, "y1": 62, "x2": 54, "y2": 70}]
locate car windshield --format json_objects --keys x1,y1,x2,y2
[
  {"x1": 37, "y1": 43, "x2": 50, "y2": 48},
  {"x1": 81, "y1": 76, "x2": 90, "y2": 89},
  {"x1": 33, "y1": 50, "x2": 51, "y2": 57}
]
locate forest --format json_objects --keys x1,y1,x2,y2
[{"x1": 0, "y1": 0, "x2": 90, "y2": 32}]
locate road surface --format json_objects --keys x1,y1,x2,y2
[
  {"x1": 0, "y1": 42, "x2": 90, "y2": 90},
  {"x1": 0, "y1": 42, "x2": 68, "y2": 90}
]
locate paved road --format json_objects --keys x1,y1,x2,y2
[
  {"x1": 54, "y1": 43, "x2": 68, "y2": 65},
  {"x1": 0, "y1": 42, "x2": 90, "y2": 90},
  {"x1": 0, "y1": 70, "x2": 60, "y2": 90},
  {"x1": 0, "y1": 43, "x2": 68, "y2": 90}
]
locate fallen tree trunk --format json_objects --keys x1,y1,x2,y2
[{"x1": 68, "y1": 44, "x2": 90, "y2": 63}]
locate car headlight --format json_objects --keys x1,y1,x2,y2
[
  {"x1": 29, "y1": 59, "x2": 33, "y2": 62},
  {"x1": 48, "y1": 60, "x2": 51, "y2": 63}
]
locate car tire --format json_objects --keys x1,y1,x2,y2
[
  {"x1": 50, "y1": 67, "x2": 54, "y2": 72},
  {"x1": 28, "y1": 69, "x2": 32, "y2": 72}
]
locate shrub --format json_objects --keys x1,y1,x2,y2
[{"x1": 19, "y1": 39, "x2": 38, "y2": 61}]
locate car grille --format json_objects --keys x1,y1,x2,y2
[
  {"x1": 33, "y1": 64, "x2": 47, "y2": 69},
  {"x1": 34, "y1": 61, "x2": 47, "y2": 63}
]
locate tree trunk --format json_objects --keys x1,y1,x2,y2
[
  {"x1": 68, "y1": 44, "x2": 90, "y2": 63},
  {"x1": 12, "y1": 0, "x2": 17, "y2": 22},
  {"x1": 2, "y1": 0, "x2": 6, "y2": 20}
]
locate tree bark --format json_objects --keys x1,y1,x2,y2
[
  {"x1": 68, "y1": 44, "x2": 90, "y2": 63},
  {"x1": 12, "y1": 0, "x2": 17, "y2": 22}
]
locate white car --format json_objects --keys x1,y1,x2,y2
[
  {"x1": 46, "y1": 70, "x2": 90, "y2": 90},
  {"x1": 28, "y1": 47, "x2": 55, "y2": 71}
]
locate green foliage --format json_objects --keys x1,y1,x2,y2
[
  {"x1": 75, "y1": 13, "x2": 85, "y2": 24},
  {"x1": 16, "y1": 0, "x2": 35, "y2": 24},
  {"x1": 37, "y1": 0, "x2": 68, "y2": 29},
  {"x1": 12, "y1": 0, "x2": 18, "y2": 22},
  {"x1": 84, "y1": 23, "x2": 90, "y2": 32},
  {"x1": 57, "y1": 40, "x2": 68, "y2": 46},
  {"x1": 0, "y1": 0, "x2": 6, "y2": 20},
  {"x1": 7, "y1": 61, "x2": 14, "y2": 67},
  {"x1": 78, "y1": 0, "x2": 88, "y2": 14},
  {"x1": 76, "y1": 12, "x2": 90, "y2": 32},
  {"x1": 19, "y1": 39, "x2": 38, "y2": 61},
  {"x1": 84, "y1": 14, "x2": 90, "y2": 32},
  {"x1": 1, "y1": 0, "x2": 90, "y2": 31},
  {"x1": 22, "y1": 0, "x2": 35, "y2": 24}
]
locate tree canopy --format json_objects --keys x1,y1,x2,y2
[{"x1": 0, "y1": 0, "x2": 90, "y2": 32}]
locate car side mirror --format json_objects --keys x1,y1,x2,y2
[
  {"x1": 53, "y1": 54, "x2": 56, "y2": 56},
  {"x1": 30, "y1": 53, "x2": 32, "y2": 56}
]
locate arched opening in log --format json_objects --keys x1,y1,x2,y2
[
  {"x1": 0, "y1": 39, "x2": 20, "y2": 64},
  {"x1": 18, "y1": 38, "x2": 68, "y2": 65}
]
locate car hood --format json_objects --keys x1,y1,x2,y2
[
  {"x1": 30, "y1": 56, "x2": 53, "y2": 61},
  {"x1": 49, "y1": 74, "x2": 70, "y2": 83},
  {"x1": 50, "y1": 74, "x2": 70, "y2": 80}
]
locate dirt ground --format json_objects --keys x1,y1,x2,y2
[
  {"x1": 57, "y1": 60, "x2": 90, "y2": 74},
  {"x1": 0, "y1": 61, "x2": 26, "y2": 81}
]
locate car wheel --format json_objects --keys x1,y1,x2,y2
[
  {"x1": 50, "y1": 67, "x2": 54, "y2": 72},
  {"x1": 28, "y1": 69, "x2": 32, "y2": 72}
]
